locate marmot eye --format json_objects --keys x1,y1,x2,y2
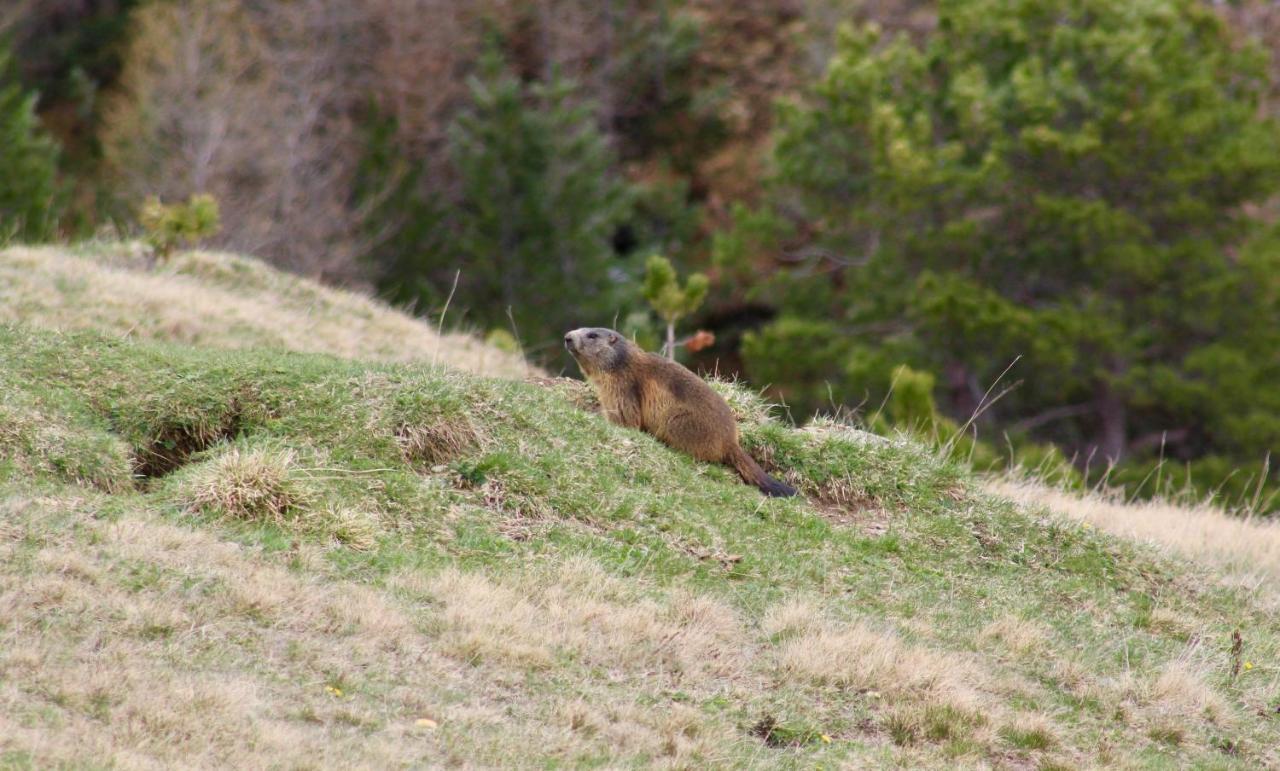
[{"x1": 587, "y1": 332, "x2": 598, "y2": 339}]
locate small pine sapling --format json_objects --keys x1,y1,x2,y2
[
  {"x1": 642, "y1": 254, "x2": 708, "y2": 360},
  {"x1": 140, "y1": 193, "x2": 221, "y2": 262}
]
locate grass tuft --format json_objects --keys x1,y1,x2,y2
[
  {"x1": 1000, "y1": 713, "x2": 1057, "y2": 751},
  {"x1": 178, "y1": 446, "x2": 308, "y2": 524},
  {"x1": 978, "y1": 614, "x2": 1050, "y2": 657},
  {"x1": 777, "y1": 621, "x2": 986, "y2": 708},
  {"x1": 395, "y1": 419, "x2": 480, "y2": 468}
]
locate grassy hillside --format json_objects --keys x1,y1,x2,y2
[
  {"x1": 3, "y1": 317, "x2": 1279, "y2": 769},
  {"x1": 0, "y1": 243, "x2": 531, "y2": 377}
]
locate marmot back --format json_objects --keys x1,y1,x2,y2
[{"x1": 564, "y1": 327, "x2": 796, "y2": 497}]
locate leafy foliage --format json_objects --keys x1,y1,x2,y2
[
  {"x1": 139, "y1": 194, "x2": 221, "y2": 261},
  {"x1": 642, "y1": 254, "x2": 708, "y2": 358},
  {"x1": 737, "y1": 0, "x2": 1280, "y2": 508}
]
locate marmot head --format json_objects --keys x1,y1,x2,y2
[{"x1": 564, "y1": 327, "x2": 632, "y2": 374}]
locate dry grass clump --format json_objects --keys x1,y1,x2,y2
[
  {"x1": 801, "y1": 417, "x2": 895, "y2": 451},
  {"x1": 883, "y1": 702, "x2": 989, "y2": 748},
  {"x1": 307, "y1": 505, "x2": 380, "y2": 551},
  {"x1": 998, "y1": 712, "x2": 1058, "y2": 751},
  {"x1": 761, "y1": 597, "x2": 825, "y2": 640},
  {"x1": 0, "y1": 244, "x2": 534, "y2": 377},
  {"x1": 776, "y1": 620, "x2": 987, "y2": 710},
  {"x1": 765, "y1": 604, "x2": 1070, "y2": 756},
  {"x1": 395, "y1": 418, "x2": 481, "y2": 468},
  {"x1": 180, "y1": 446, "x2": 307, "y2": 524},
  {"x1": 977, "y1": 614, "x2": 1051, "y2": 657},
  {"x1": 551, "y1": 698, "x2": 729, "y2": 764},
  {"x1": 1148, "y1": 660, "x2": 1232, "y2": 725},
  {"x1": 706, "y1": 377, "x2": 777, "y2": 425},
  {"x1": 1075, "y1": 658, "x2": 1233, "y2": 735},
  {"x1": 989, "y1": 478, "x2": 1280, "y2": 598}
]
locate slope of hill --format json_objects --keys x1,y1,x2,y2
[
  {"x1": 0, "y1": 243, "x2": 532, "y2": 378},
  {"x1": 992, "y1": 479, "x2": 1280, "y2": 611},
  {"x1": 2, "y1": 319, "x2": 1277, "y2": 769}
]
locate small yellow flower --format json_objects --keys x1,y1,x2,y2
[
  {"x1": 1082, "y1": 523, "x2": 1093, "y2": 530},
  {"x1": 326, "y1": 685, "x2": 343, "y2": 697},
  {"x1": 820, "y1": 733, "x2": 832, "y2": 744},
  {"x1": 415, "y1": 718, "x2": 439, "y2": 729},
  {"x1": 1244, "y1": 661, "x2": 1254, "y2": 671}
]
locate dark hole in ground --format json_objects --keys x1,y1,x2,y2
[
  {"x1": 751, "y1": 714, "x2": 815, "y2": 749},
  {"x1": 131, "y1": 404, "x2": 243, "y2": 483}
]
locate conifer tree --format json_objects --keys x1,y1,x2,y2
[
  {"x1": 0, "y1": 46, "x2": 61, "y2": 242},
  {"x1": 736, "y1": 0, "x2": 1280, "y2": 501},
  {"x1": 443, "y1": 48, "x2": 633, "y2": 348}
]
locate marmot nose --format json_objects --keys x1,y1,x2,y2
[{"x1": 563, "y1": 333, "x2": 574, "y2": 349}]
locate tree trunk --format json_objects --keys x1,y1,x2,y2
[
  {"x1": 665, "y1": 322, "x2": 676, "y2": 360},
  {"x1": 1096, "y1": 381, "x2": 1127, "y2": 463},
  {"x1": 945, "y1": 361, "x2": 982, "y2": 421}
]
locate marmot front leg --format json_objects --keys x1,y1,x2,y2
[{"x1": 602, "y1": 402, "x2": 643, "y2": 430}]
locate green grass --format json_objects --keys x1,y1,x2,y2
[{"x1": 1, "y1": 322, "x2": 1278, "y2": 768}]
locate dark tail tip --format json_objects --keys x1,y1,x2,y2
[{"x1": 759, "y1": 475, "x2": 798, "y2": 498}]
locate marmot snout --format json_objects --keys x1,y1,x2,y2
[{"x1": 565, "y1": 327, "x2": 797, "y2": 497}]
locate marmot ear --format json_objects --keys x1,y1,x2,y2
[{"x1": 609, "y1": 332, "x2": 618, "y2": 344}]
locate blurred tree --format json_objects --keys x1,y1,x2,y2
[
  {"x1": 0, "y1": 45, "x2": 61, "y2": 241},
  {"x1": 369, "y1": 47, "x2": 636, "y2": 354},
  {"x1": 733, "y1": 0, "x2": 1280, "y2": 504},
  {"x1": 102, "y1": 0, "x2": 376, "y2": 281},
  {"x1": 2, "y1": 0, "x2": 141, "y2": 174}
]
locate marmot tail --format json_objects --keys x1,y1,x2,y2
[{"x1": 728, "y1": 446, "x2": 797, "y2": 498}]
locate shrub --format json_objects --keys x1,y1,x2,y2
[{"x1": 139, "y1": 193, "x2": 220, "y2": 261}]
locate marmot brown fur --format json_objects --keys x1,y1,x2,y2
[{"x1": 565, "y1": 327, "x2": 797, "y2": 497}]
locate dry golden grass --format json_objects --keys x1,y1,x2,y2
[
  {"x1": 776, "y1": 620, "x2": 989, "y2": 711},
  {"x1": 761, "y1": 597, "x2": 825, "y2": 640},
  {"x1": 977, "y1": 614, "x2": 1051, "y2": 657},
  {"x1": 1149, "y1": 660, "x2": 1232, "y2": 724},
  {"x1": 0, "y1": 244, "x2": 534, "y2": 377},
  {"x1": 420, "y1": 558, "x2": 745, "y2": 680},
  {"x1": 395, "y1": 418, "x2": 482, "y2": 468},
  {"x1": 4, "y1": 478, "x2": 1265, "y2": 767},
  {"x1": 998, "y1": 712, "x2": 1058, "y2": 750},
  {"x1": 1, "y1": 489, "x2": 759, "y2": 768},
  {"x1": 989, "y1": 477, "x2": 1280, "y2": 596},
  {"x1": 179, "y1": 446, "x2": 306, "y2": 523},
  {"x1": 0, "y1": 493, "x2": 454, "y2": 768}
]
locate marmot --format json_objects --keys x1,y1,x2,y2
[{"x1": 564, "y1": 327, "x2": 797, "y2": 497}]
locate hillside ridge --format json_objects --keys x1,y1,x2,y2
[
  {"x1": 0, "y1": 242, "x2": 532, "y2": 378},
  {"x1": 2, "y1": 320, "x2": 1278, "y2": 768}
]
